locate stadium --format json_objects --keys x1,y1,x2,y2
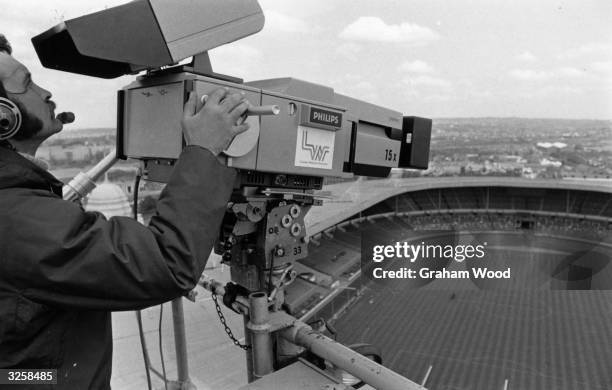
[{"x1": 278, "y1": 176, "x2": 612, "y2": 390}]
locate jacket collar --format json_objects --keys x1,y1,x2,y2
[{"x1": 0, "y1": 146, "x2": 63, "y2": 197}]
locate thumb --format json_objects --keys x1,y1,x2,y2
[{"x1": 183, "y1": 91, "x2": 197, "y2": 119}]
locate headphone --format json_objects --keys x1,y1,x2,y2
[{"x1": 0, "y1": 97, "x2": 21, "y2": 140}]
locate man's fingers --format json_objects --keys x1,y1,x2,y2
[
  {"x1": 207, "y1": 87, "x2": 229, "y2": 105},
  {"x1": 183, "y1": 91, "x2": 197, "y2": 118},
  {"x1": 229, "y1": 101, "x2": 249, "y2": 122},
  {"x1": 232, "y1": 122, "x2": 250, "y2": 136},
  {"x1": 221, "y1": 93, "x2": 245, "y2": 113}
]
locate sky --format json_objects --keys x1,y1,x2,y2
[{"x1": 1, "y1": 0, "x2": 611, "y2": 129}]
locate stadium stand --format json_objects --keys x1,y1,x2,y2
[{"x1": 283, "y1": 179, "x2": 612, "y2": 389}]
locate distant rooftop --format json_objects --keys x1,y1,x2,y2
[{"x1": 50, "y1": 127, "x2": 115, "y2": 140}]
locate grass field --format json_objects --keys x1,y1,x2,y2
[{"x1": 334, "y1": 232, "x2": 612, "y2": 389}]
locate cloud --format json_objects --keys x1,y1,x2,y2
[
  {"x1": 335, "y1": 42, "x2": 363, "y2": 62},
  {"x1": 351, "y1": 81, "x2": 381, "y2": 103},
  {"x1": 398, "y1": 60, "x2": 434, "y2": 74},
  {"x1": 339, "y1": 17, "x2": 440, "y2": 46},
  {"x1": 560, "y1": 42, "x2": 612, "y2": 60},
  {"x1": 589, "y1": 62, "x2": 612, "y2": 87},
  {"x1": 456, "y1": 80, "x2": 492, "y2": 99},
  {"x1": 518, "y1": 85, "x2": 583, "y2": 99},
  {"x1": 404, "y1": 75, "x2": 452, "y2": 89},
  {"x1": 516, "y1": 51, "x2": 537, "y2": 62},
  {"x1": 509, "y1": 69, "x2": 551, "y2": 81},
  {"x1": 424, "y1": 94, "x2": 453, "y2": 102},
  {"x1": 354, "y1": 81, "x2": 375, "y2": 90},
  {"x1": 556, "y1": 67, "x2": 584, "y2": 77},
  {"x1": 329, "y1": 74, "x2": 382, "y2": 104},
  {"x1": 264, "y1": 10, "x2": 309, "y2": 33},
  {"x1": 591, "y1": 61, "x2": 612, "y2": 75},
  {"x1": 400, "y1": 60, "x2": 451, "y2": 94},
  {"x1": 211, "y1": 44, "x2": 264, "y2": 78},
  {"x1": 509, "y1": 67, "x2": 585, "y2": 81}
]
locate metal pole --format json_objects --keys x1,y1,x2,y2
[
  {"x1": 243, "y1": 315, "x2": 255, "y2": 383},
  {"x1": 63, "y1": 150, "x2": 118, "y2": 201},
  {"x1": 171, "y1": 298, "x2": 194, "y2": 389},
  {"x1": 247, "y1": 292, "x2": 273, "y2": 379},
  {"x1": 281, "y1": 324, "x2": 423, "y2": 390},
  {"x1": 199, "y1": 277, "x2": 422, "y2": 389}
]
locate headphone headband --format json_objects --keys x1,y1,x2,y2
[{"x1": 0, "y1": 97, "x2": 21, "y2": 140}]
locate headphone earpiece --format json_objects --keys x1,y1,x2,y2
[{"x1": 0, "y1": 97, "x2": 21, "y2": 140}]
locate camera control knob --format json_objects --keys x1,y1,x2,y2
[
  {"x1": 281, "y1": 215, "x2": 292, "y2": 228},
  {"x1": 290, "y1": 223, "x2": 302, "y2": 237},
  {"x1": 289, "y1": 205, "x2": 301, "y2": 218}
]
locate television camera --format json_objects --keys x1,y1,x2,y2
[{"x1": 33, "y1": 1, "x2": 431, "y2": 389}]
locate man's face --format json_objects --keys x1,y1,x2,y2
[{"x1": 0, "y1": 52, "x2": 62, "y2": 141}]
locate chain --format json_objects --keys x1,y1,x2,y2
[{"x1": 211, "y1": 292, "x2": 251, "y2": 350}]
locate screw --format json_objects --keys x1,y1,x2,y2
[
  {"x1": 275, "y1": 246, "x2": 285, "y2": 257},
  {"x1": 290, "y1": 223, "x2": 302, "y2": 237}
]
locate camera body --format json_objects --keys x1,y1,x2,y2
[{"x1": 117, "y1": 70, "x2": 430, "y2": 187}]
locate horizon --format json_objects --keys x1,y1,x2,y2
[{"x1": 57, "y1": 116, "x2": 612, "y2": 133}]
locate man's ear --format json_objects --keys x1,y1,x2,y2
[{"x1": 0, "y1": 96, "x2": 21, "y2": 140}]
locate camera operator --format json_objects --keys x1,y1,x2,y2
[{"x1": 0, "y1": 34, "x2": 249, "y2": 389}]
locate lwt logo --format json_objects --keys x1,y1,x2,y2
[
  {"x1": 301, "y1": 130, "x2": 330, "y2": 161},
  {"x1": 294, "y1": 126, "x2": 334, "y2": 170}
]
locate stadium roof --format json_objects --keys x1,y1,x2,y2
[{"x1": 307, "y1": 177, "x2": 612, "y2": 235}]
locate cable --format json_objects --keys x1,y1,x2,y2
[
  {"x1": 133, "y1": 171, "x2": 173, "y2": 390},
  {"x1": 132, "y1": 173, "x2": 153, "y2": 390},
  {"x1": 267, "y1": 253, "x2": 275, "y2": 295},
  {"x1": 159, "y1": 303, "x2": 169, "y2": 390},
  {"x1": 136, "y1": 311, "x2": 153, "y2": 390},
  {"x1": 132, "y1": 172, "x2": 171, "y2": 389},
  {"x1": 132, "y1": 172, "x2": 141, "y2": 220}
]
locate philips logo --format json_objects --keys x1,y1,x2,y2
[
  {"x1": 310, "y1": 107, "x2": 342, "y2": 127},
  {"x1": 301, "y1": 130, "x2": 330, "y2": 162}
]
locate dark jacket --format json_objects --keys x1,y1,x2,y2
[{"x1": 0, "y1": 146, "x2": 235, "y2": 389}]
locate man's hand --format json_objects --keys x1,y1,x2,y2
[{"x1": 181, "y1": 88, "x2": 250, "y2": 156}]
